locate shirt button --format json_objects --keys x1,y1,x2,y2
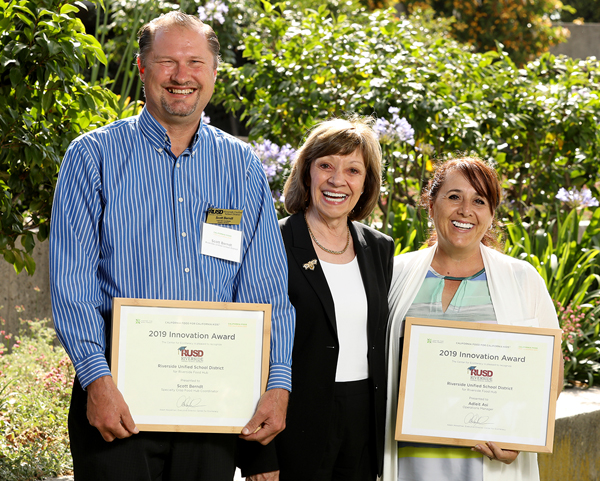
[
  {"x1": 178, "y1": 197, "x2": 183, "y2": 203},
  {"x1": 157, "y1": 148, "x2": 163, "y2": 153},
  {"x1": 176, "y1": 163, "x2": 181, "y2": 168},
  {"x1": 184, "y1": 267, "x2": 190, "y2": 273},
  {"x1": 181, "y1": 232, "x2": 187, "y2": 237}
]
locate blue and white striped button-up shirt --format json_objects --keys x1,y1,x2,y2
[{"x1": 49, "y1": 107, "x2": 295, "y2": 391}]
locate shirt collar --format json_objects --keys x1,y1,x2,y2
[{"x1": 139, "y1": 106, "x2": 205, "y2": 154}]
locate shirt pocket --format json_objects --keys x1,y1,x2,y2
[{"x1": 196, "y1": 205, "x2": 243, "y2": 301}]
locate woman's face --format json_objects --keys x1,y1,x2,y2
[
  {"x1": 430, "y1": 170, "x2": 493, "y2": 257},
  {"x1": 308, "y1": 149, "x2": 366, "y2": 223}
]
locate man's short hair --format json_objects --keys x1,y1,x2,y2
[{"x1": 137, "y1": 11, "x2": 221, "y2": 69}]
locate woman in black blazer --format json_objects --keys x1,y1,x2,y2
[{"x1": 239, "y1": 117, "x2": 394, "y2": 481}]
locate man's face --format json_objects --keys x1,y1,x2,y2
[{"x1": 139, "y1": 25, "x2": 217, "y2": 130}]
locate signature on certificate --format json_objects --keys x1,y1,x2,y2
[
  {"x1": 176, "y1": 396, "x2": 203, "y2": 408},
  {"x1": 464, "y1": 413, "x2": 493, "y2": 425}
]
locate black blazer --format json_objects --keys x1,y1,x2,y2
[{"x1": 238, "y1": 212, "x2": 394, "y2": 479}]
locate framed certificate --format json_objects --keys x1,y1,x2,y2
[
  {"x1": 395, "y1": 317, "x2": 562, "y2": 453},
  {"x1": 110, "y1": 297, "x2": 271, "y2": 433}
]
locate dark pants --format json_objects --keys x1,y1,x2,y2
[
  {"x1": 69, "y1": 377, "x2": 237, "y2": 481},
  {"x1": 310, "y1": 379, "x2": 376, "y2": 481}
]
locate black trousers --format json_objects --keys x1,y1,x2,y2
[
  {"x1": 68, "y1": 377, "x2": 237, "y2": 481},
  {"x1": 309, "y1": 379, "x2": 376, "y2": 481}
]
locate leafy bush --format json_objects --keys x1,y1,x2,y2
[
  {"x1": 0, "y1": 0, "x2": 121, "y2": 274},
  {"x1": 378, "y1": 203, "x2": 428, "y2": 255},
  {"x1": 0, "y1": 314, "x2": 74, "y2": 480},
  {"x1": 402, "y1": 1, "x2": 570, "y2": 66},
  {"x1": 557, "y1": 300, "x2": 600, "y2": 386},
  {"x1": 215, "y1": 4, "x2": 600, "y2": 213},
  {"x1": 502, "y1": 202, "x2": 600, "y2": 386},
  {"x1": 560, "y1": 0, "x2": 600, "y2": 22},
  {"x1": 87, "y1": 0, "x2": 364, "y2": 113},
  {"x1": 251, "y1": 139, "x2": 296, "y2": 217},
  {"x1": 503, "y1": 205, "x2": 600, "y2": 308}
]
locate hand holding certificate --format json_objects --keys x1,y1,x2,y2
[
  {"x1": 396, "y1": 317, "x2": 562, "y2": 453},
  {"x1": 110, "y1": 298, "x2": 271, "y2": 434}
]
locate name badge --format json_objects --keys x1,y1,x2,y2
[
  {"x1": 206, "y1": 208, "x2": 243, "y2": 225},
  {"x1": 201, "y1": 223, "x2": 242, "y2": 263}
]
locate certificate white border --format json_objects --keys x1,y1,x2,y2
[
  {"x1": 111, "y1": 297, "x2": 271, "y2": 434},
  {"x1": 395, "y1": 317, "x2": 562, "y2": 453}
]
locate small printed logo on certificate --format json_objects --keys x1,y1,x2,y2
[{"x1": 201, "y1": 223, "x2": 242, "y2": 263}]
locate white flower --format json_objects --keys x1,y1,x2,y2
[
  {"x1": 198, "y1": 0, "x2": 229, "y2": 25},
  {"x1": 556, "y1": 187, "x2": 599, "y2": 208}
]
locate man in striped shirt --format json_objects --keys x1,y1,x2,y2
[{"x1": 49, "y1": 11, "x2": 295, "y2": 480}]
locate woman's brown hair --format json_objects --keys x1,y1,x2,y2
[
  {"x1": 421, "y1": 156, "x2": 503, "y2": 249},
  {"x1": 283, "y1": 117, "x2": 382, "y2": 221}
]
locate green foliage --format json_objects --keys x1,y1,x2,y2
[
  {"x1": 0, "y1": 0, "x2": 121, "y2": 274},
  {"x1": 87, "y1": 0, "x2": 368, "y2": 115},
  {"x1": 557, "y1": 300, "x2": 600, "y2": 386},
  {"x1": 375, "y1": 112, "x2": 429, "y2": 234},
  {"x1": 503, "y1": 205, "x2": 600, "y2": 385},
  {"x1": 381, "y1": 203, "x2": 428, "y2": 255},
  {"x1": 560, "y1": 0, "x2": 600, "y2": 23},
  {"x1": 216, "y1": 5, "x2": 423, "y2": 144},
  {"x1": 503, "y1": 206, "x2": 600, "y2": 308},
  {"x1": 0, "y1": 315, "x2": 74, "y2": 480},
  {"x1": 215, "y1": 4, "x2": 600, "y2": 213},
  {"x1": 499, "y1": 55, "x2": 600, "y2": 208},
  {"x1": 402, "y1": 1, "x2": 570, "y2": 66}
]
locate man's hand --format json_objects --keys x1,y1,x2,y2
[
  {"x1": 86, "y1": 375, "x2": 139, "y2": 442},
  {"x1": 247, "y1": 471, "x2": 280, "y2": 481},
  {"x1": 239, "y1": 388, "x2": 289, "y2": 445}
]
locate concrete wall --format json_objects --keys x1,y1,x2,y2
[
  {"x1": 539, "y1": 409, "x2": 600, "y2": 481},
  {"x1": 550, "y1": 23, "x2": 600, "y2": 60},
  {"x1": 0, "y1": 241, "x2": 53, "y2": 338}
]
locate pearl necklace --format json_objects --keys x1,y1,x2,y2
[{"x1": 304, "y1": 212, "x2": 350, "y2": 255}]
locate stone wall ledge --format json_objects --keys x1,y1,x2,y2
[{"x1": 539, "y1": 386, "x2": 600, "y2": 481}]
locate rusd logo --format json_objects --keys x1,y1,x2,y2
[
  {"x1": 467, "y1": 365, "x2": 493, "y2": 378},
  {"x1": 178, "y1": 345, "x2": 204, "y2": 357}
]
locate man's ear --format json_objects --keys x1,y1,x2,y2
[{"x1": 137, "y1": 57, "x2": 145, "y2": 79}]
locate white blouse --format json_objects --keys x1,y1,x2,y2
[{"x1": 320, "y1": 256, "x2": 369, "y2": 382}]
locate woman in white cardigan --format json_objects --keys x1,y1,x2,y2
[{"x1": 383, "y1": 157, "x2": 563, "y2": 481}]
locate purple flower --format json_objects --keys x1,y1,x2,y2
[
  {"x1": 374, "y1": 107, "x2": 414, "y2": 145},
  {"x1": 556, "y1": 187, "x2": 599, "y2": 208},
  {"x1": 251, "y1": 139, "x2": 296, "y2": 185},
  {"x1": 198, "y1": 0, "x2": 229, "y2": 25}
]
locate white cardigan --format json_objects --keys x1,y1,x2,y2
[{"x1": 383, "y1": 244, "x2": 559, "y2": 481}]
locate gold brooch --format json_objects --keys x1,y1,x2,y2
[{"x1": 303, "y1": 259, "x2": 317, "y2": 270}]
